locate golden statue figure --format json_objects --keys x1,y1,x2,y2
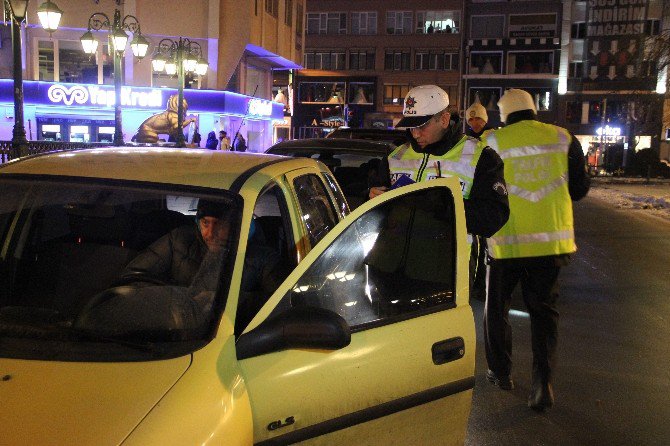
[{"x1": 134, "y1": 94, "x2": 196, "y2": 143}]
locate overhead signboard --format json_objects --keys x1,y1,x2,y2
[
  {"x1": 584, "y1": 0, "x2": 649, "y2": 83},
  {"x1": 508, "y1": 14, "x2": 557, "y2": 38}
]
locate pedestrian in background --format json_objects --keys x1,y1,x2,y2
[
  {"x1": 205, "y1": 131, "x2": 218, "y2": 150},
  {"x1": 483, "y1": 88, "x2": 590, "y2": 412},
  {"x1": 218, "y1": 131, "x2": 231, "y2": 151},
  {"x1": 235, "y1": 134, "x2": 248, "y2": 152},
  {"x1": 368, "y1": 85, "x2": 510, "y2": 264}
]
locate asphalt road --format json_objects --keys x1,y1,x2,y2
[{"x1": 465, "y1": 191, "x2": 670, "y2": 445}]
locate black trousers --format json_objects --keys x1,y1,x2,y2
[{"x1": 484, "y1": 256, "x2": 562, "y2": 383}]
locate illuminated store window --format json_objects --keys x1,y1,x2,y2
[
  {"x1": 508, "y1": 51, "x2": 555, "y2": 74},
  {"x1": 469, "y1": 52, "x2": 503, "y2": 74},
  {"x1": 348, "y1": 82, "x2": 374, "y2": 104},
  {"x1": 300, "y1": 82, "x2": 345, "y2": 104}
]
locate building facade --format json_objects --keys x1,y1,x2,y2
[
  {"x1": 297, "y1": 0, "x2": 463, "y2": 137},
  {"x1": 558, "y1": 0, "x2": 665, "y2": 171},
  {"x1": 463, "y1": 0, "x2": 563, "y2": 128},
  {"x1": 0, "y1": 0, "x2": 304, "y2": 151}
]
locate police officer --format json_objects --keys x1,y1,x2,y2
[
  {"x1": 483, "y1": 89, "x2": 590, "y2": 412},
  {"x1": 465, "y1": 102, "x2": 491, "y2": 140},
  {"x1": 369, "y1": 84, "x2": 509, "y2": 259}
]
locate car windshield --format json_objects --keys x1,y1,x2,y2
[{"x1": 0, "y1": 177, "x2": 240, "y2": 361}]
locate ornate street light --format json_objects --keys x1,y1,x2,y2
[
  {"x1": 152, "y1": 37, "x2": 208, "y2": 147},
  {"x1": 5, "y1": 0, "x2": 63, "y2": 159},
  {"x1": 80, "y1": 2, "x2": 147, "y2": 146}
]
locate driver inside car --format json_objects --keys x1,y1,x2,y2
[{"x1": 119, "y1": 199, "x2": 284, "y2": 300}]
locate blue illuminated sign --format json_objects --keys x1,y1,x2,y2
[{"x1": 0, "y1": 80, "x2": 284, "y2": 120}]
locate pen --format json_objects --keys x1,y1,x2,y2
[{"x1": 436, "y1": 161, "x2": 442, "y2": 178}]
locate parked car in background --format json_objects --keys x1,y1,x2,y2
[
  {"x1": 0, "y1": 148, "x2": 475, "y2": 445},
  {"x1": 326, "y1": 127, "x2": 409, "y2": 146},
  {"x1": 266, "y1": 138, "x2": 396, "y2": 209}
]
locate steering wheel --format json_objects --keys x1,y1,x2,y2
[{"x1": 111, "y1": 272, "x2": 167, "y2": 287}]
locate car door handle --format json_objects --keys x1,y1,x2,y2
[{"x1": 432, "y1": 337, "x2": 465, "y2": 365}]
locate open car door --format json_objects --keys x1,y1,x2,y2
[{"x1": 236, "y1": 178, "x2": 475, "y2": 446}]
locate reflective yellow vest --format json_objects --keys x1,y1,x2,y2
[
  {"x1": 388, "y1": 135, "x2": 483, "y2": 199},
  {"x1": 484, "y1": 120, "x2": 576, "y2": 259}
]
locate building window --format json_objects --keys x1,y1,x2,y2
[
  {"x1": 37, "y1": 39, "x2": 114, "y2": 84},
  {"x1": 415, "y1": 51, "x2": 459, "y2": 71},
  {"x1": 384, "y1": 84, "x2": 412, "y2": 105},
  {"x1": 307, "y1": 12, "x2": 347, "y2": 35},
  {"x1": 349, "y1": 82, "x2": 375, "y2": 104},
  {"x1": 508, "y1": 51, "x2": 555, "y2": 74},
  {"x1": 351, "y1": 11, "x2": 377, "y2": 35},
  {"x1": 569, "y1": 62, "x2": 583, "y2": 78},
  {"x1": 299, "y1": 81, "x2": 345, "y2": 103},
  {"x1": 469, "y1": 52, "x2": 503, "y2": 74},
  {"x1": 285, "y1": 0, "x2": 293, "y2": 26},
  {"x1": 265, "y1": 0, "x2": 279, "y2": 18},
  {"x1": 386, "y1": 11, "x2": 413, "y2": 35},
  {"x1": 571, "y1": 22, "x2": 586, "y2": 39},
  {"x1": 470, "y1": 15, "x2": 504, "y2": 39},
  {"x1": 349, "y1": 50, "x2": 376, "y2": 70},
  {"x1": 416, "y1": 11, "x2": 460, "y2": 34},
  {"x1": 304, "y1": 50, "x2": 346, "y2": 70},
  {"x1": 384, "y1": 50, "x2": 411, "y2": 70},
  {"x1": 38, "y1": 40, "x2": 54, "y2": 81}
]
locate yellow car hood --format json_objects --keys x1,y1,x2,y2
[{"x1": 0, "y1": 355, "x2": 191, "y2": 445}]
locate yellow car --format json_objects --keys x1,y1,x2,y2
[{"x1": 0, "y1": 148, "x2": 474, "y2": 445}]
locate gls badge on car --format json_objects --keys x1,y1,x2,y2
[{"x1": 267, "y1": 416, "x2": 295, "y2": 431}]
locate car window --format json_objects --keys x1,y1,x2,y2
[
  {"x1": 293, "y1": 174, "x2": 339, "y2": 248},
  {"x1": 236, "y1": 183, "x2": 295, "y2": 334},
  {"x1": 276, "y1": 187, "x2": 456, "y2": 330},
  {"x1": 0, "y1": 178, "x2": 240, "y2": 361},
  {"x1": 322, "y1": 172, "x2": 349, "y2": 218}
]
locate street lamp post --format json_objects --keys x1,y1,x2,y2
[
  {"x1": 80, "y1": 2, "x2": 148, "y2": 146},
  {"x1": 151, "y1": 37, "x2": 207, "y2": 147},
  {"x1": 4, "y1": 0, "x2": 62, "y2": 159}
]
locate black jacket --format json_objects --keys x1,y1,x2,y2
[
  {"x1": 504, "y1": 111, "x2": 590, "y2": 201},
  {"x1": 373, "y1": 122, "x2": 510, "y2": 237},
  {"x1": 121, "y1": 225, "x2": 282, "y2": 293}
]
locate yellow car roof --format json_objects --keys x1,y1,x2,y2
[{"x1": 0, "y1": 148, "x2": 309, "y2": 190}]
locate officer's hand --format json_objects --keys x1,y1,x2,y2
[{"x1": 369, "y1": 186, "x2": 388, "y2": 199}]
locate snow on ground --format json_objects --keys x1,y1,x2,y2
[{"x1": 588, "y1": 178, "x2": 670, "y2": 222}]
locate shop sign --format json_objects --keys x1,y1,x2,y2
[
  {"x1": 596, "y1": 125, "x2": 621, "y2": 136},
  {"x1": 46, "y1": 84, "x2": 163, "y2": 108},
  {"x1": 508, "y1": 14, "x2": 557, "y2": 38},
  {"x1": 247, "y1": 98, "x2": 273, "y2": 117}
]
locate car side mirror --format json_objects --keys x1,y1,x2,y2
[{"x1": 236, "y1": 306, "x2": 351, "y2": 360}]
